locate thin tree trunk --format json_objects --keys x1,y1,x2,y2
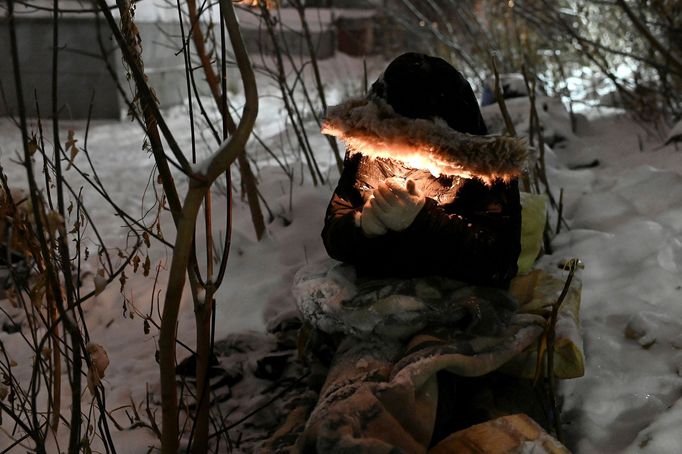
[
  {"x1": 188, "y1": 0, "x2": 266, "y2": 240},
  {"x1": 157, "y1": 2, "x2": 259, "y2": 451}
]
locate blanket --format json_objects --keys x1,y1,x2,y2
[{"x1": 278, "y1": 259, "x2": 582, "y2": 452}]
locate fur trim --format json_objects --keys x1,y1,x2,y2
[{"x1": 322, "y1": 96, "x2": 527, "y2": 184}]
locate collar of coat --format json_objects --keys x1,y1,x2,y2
[{"x1": 321, "y1": 95, "x2": 527, "y2": 184}]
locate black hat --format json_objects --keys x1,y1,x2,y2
[{"x1": 370, "y1": 52, "x2": 488, "y2": 136}]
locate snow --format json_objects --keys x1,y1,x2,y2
[
  {"x1": 3, "y1": 49, "x2": 682, "y2": 453},
  {"x1": 664, "y1": 119, "x2": 682, "y2": 145},
  {"x1": 537, "y1": 111, "x2": 682, "y2": 453}
]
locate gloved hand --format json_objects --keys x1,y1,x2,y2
[
  {"x1": 360, "y1": 196, "x2": 388, "y2": 237},
  {"x1": 371, "y1": 178, "x2": 426, "y2": 232}
]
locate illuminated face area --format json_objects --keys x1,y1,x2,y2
[{"x1": 343, "y1": 136, "x2": 474, "y2": 180}]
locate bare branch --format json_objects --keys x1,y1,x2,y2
[{"x1": 615, "y1": 0, "x2": 682, "y2": 76}]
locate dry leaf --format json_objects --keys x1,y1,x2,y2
[
  {"x1": 68, "y1": 218, "x2": 80, "y2": 235},
  {"x1": 94, "y1": 269, "x2": 107, "y2": 295},
  {"x1": 86, "y1": 342, "x2": 109, "y2": 394},
  {"x1": 28, "y1": 135, "x2": 39, "y2": 156},
  {"x1": 65, "y1": 130, "x2": 79, "y2": 171},
  {"x1": 28, "y1": 275, "x2": 47, "y2": 310},
  {"x1": 143, "y1": 256, "x2": 151, "y2": 277},
  {"x1": 45, "y1": 210, "x2": 65, "y2": 236},
  {"x1": 119, "y1": 271, "x2": 127, "y2": 293}
]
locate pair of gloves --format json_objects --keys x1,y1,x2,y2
[{"x1": 360, "y1": 177, "x2": 426, "y2": 237}]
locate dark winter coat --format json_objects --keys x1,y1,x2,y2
[
  {"x1": 321, "y1": 152, "x2": 522, "y2": 288},
  {"x1": 321, "y1": 53, "x2": 525, "y2": 289}
]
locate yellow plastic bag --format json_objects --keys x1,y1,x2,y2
[
  {"x1": 504, "y1": 267, "x2": 585, "y2": 379},
  {"x1": 518, "y1": 193, "x2": 547, "y2": 275}
]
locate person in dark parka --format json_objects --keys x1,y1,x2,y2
[{"x1": 321, "y1": 53, "x2": 524, "y2": 289}]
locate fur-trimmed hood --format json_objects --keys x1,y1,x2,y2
[{"x1": 322, "y1": 96, "x2": 527, "y2": 184}]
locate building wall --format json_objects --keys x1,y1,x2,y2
[
  {"x1": 0, "y1": 17, "x2": 123, "y2": 119},
  {"x1": 0, "y1": 16, "x2": 189, "y2": 119},
  {"x1": 0, "y1": 4, "x2": 377, "y2": 120}
]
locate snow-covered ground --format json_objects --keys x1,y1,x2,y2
[
  {"x1": 547, "y1": 113, "x2": 682, "y2": 454},
  {"x1": 2, "y1": 52, "x2": 682, "y2": 452},
  {"x1": 487, "y1": 96, "x2": 682, "y2": 452}
]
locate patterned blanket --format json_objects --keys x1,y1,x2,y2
[{"x1": 272, "y1": 259, "x2": 583, "y2": 452}]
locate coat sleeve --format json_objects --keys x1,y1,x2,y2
[
  {"x1": 321, "y1": 164, "x2": 521, "y2": 288},
  {"x1": 320, "y1": 158, "x2": 386, "y2": 264}
]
